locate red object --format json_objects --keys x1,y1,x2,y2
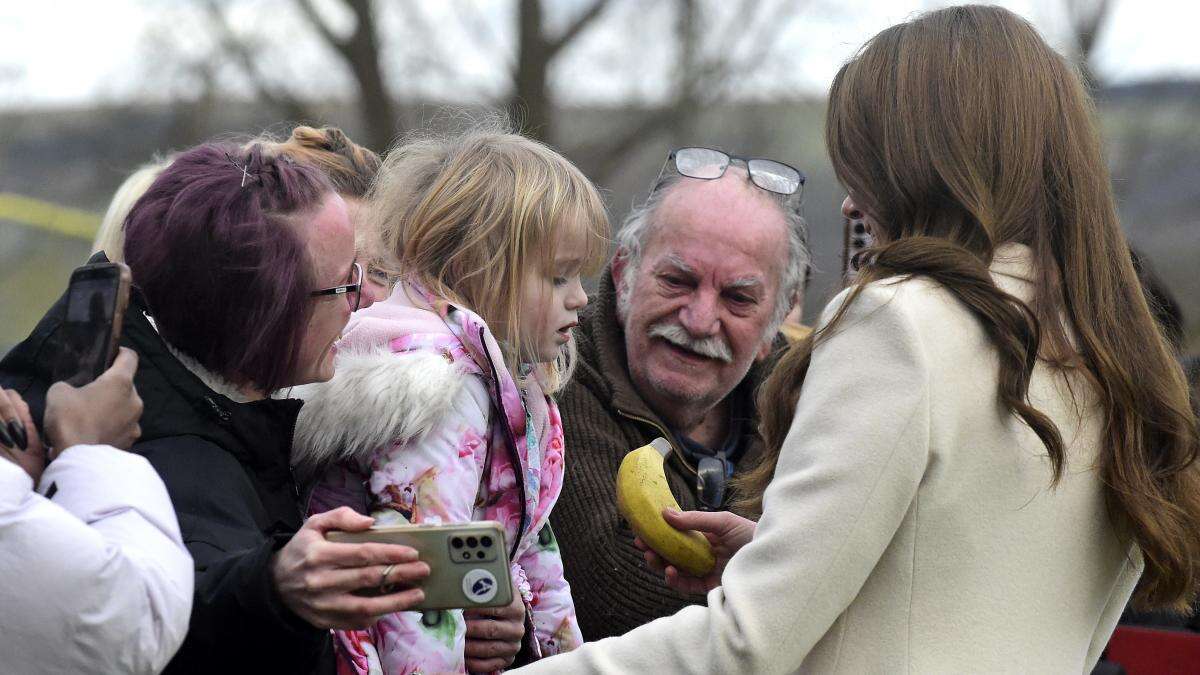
[{"x1": 1104, "y1": 626, "x2": 1200, "y2": 674}]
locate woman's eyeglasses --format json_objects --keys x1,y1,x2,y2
[
  {"x1": 658, "y1": 147, "x2": 805, "y2": 198},
  {"x1": 310, "y1": 262, "x2": 363, "y2": 311}
]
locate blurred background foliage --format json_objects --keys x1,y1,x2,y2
[{"x1": 1, "y1": 0, "x2": 1197, "y2": 357}]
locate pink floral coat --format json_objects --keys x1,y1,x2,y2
[{"x1": 293, "y1": 281, "x2": 582, "y2": 675}]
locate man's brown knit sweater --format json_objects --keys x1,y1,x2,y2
[{"x1": 550, "y1": 269, "x2": 776, "y2": 641}]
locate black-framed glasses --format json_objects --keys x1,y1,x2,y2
[
  {"x1": 658, "y1": 147, "x2": 805, "y2": 198},
  {"x1": 310, "y1": 261, "x2": 363, "y2": 311}
]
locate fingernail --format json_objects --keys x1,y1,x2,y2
[
  {"x1": 8, "y1": 420, "x2": 28, "y2": 451},
  {"x1": 0, "y1": 424, "x2": 13, "y2": 449}
]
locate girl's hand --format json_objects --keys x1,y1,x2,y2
[
  {"x1": 463, "y1": 578, "x2": 525, "y2": 673},
  {"x1": 634, "y1": 509, "x2": 757, "y2": 595},
  {"x1": 0, "y1": 388, "x2": 46, "y2": 484}
]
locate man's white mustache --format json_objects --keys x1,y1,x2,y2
[{"x1": 647, "y1": 321, "x2": 733, "y2": 363}]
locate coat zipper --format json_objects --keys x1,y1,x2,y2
[
  {"x1": 614, "y1": 408, "x2": 698, "y2": 478},
  {"x1": 479, "y1": 326, "x2": 528, "y2": 563}
]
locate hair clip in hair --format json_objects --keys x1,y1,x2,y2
[{"x1": 225, "y1": 152, "x2": 257, "y2": 188}]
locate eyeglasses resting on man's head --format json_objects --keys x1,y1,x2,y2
[{"x1": 656, "y1": 147, "x2": 806, "y2": 199}]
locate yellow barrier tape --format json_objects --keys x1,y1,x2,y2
[{"x1": 0, "y1": 192, "x2": 99, "y2": 241}]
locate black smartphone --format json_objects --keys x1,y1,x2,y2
[{"x1": 53, "y1": 263, "x2": 132, "y2": 386}]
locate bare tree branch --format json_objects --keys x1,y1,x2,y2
[
  {"x1": 1063, "y1": 0, "x2": 1113, "y2": 87},
  {"x1": 512, "y1": 0, "x2": 551, "y2": 139},
  {"x1": 392, "y1": 3, "x2": 474, "y2": 85},
  {"x1": 295, "y1": 0, "x2": 351, "y2": 55},
  {"x1": 575, "y1": 0, "x2": 807, "y2": 184},
  {"x1": 546, "y1": 0, "x2": 612, "y2": 57},
  {"x1": 452, "y1": 0, "x2": 513, "y2": 71},
  {"x1": 201, "y1": 0, "x2": 311, "y2": 121},
  {"x1": 294, "y1": 0, "x2": 399, "y2": 150},
  {"x1": 1066, "y1": 0, "x2": 1112, "y2": 58},
  {"x1": 184, "y1": 0, "x2": 808, "y2": 178},
  {"x1": 571, "y1": 103, "x2": 696, "y2": 182},
  {"x1": 704, "y1": 0, "x2": 802, "y2": 99}
]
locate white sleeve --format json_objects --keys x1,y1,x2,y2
[
  {"x1": 513, "y1": 284, "x2": 932, "y2": 674},
  {"x1": 0, "y1": 444, "x2": 193, "y2": 675}
]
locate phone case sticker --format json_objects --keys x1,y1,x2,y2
[{"x1": 461, "y1": 568, "x2": 499, "y2": 604}]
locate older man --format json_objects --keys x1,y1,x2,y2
[{"x1": 550, "y1": 147, "x2": 809, "y2": 639}]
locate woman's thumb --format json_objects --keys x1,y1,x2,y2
[
  {"x1": 662, "y1": 508, "x2": 721, "y2": 533},
  {"x1": 307, "y1": 506, "x2": 375, "y2": 533}
]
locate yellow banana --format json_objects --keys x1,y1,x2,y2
[{"x1": 616, "y1": 437, "x2": 716, "y2": 576}]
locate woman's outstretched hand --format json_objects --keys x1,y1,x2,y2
[{"x1": 635, "y1": 509, "x2": 756, "y2": 595}]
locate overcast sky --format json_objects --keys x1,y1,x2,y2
[{"x1": 1, "y1": 0, "x2": 1198, "y2": 110}]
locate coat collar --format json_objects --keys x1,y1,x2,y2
[
  {"x1": 989, "y1": 242, "x2": 1037, "y2": 302},
  {"x1": 143, "y1": 313, "x2": 257, "y2": 403},
  {"x1": 123, "y1": 291, "x2": 303, "y2": 477},
  {"x1": 990, "y1": 242, "x2": 1035, "y2": 282}
]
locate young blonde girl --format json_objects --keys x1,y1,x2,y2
[{"x1": 292, "y1": 124, "x2": 608, "y2": 674}]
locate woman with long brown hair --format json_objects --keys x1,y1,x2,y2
[{"x1": 512, "y1": 5, "x2": 1200, "y2": 672}]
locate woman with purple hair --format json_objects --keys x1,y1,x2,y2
[{"x1": 0, "y1": 142, "x2": 429, "y2": 674}]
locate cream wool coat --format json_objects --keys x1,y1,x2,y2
[{"x1": 514, "y1": 244, "x2": 1141, "y2": 674}]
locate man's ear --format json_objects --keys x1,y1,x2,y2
[
  {"x1": 611, "y1": 249, "x2": 630, "y2": 295},
  {"x1": 610, "y1": 250, "x2": 633, "y2": 326},
  {"x1": 756, "y1": 339, "x2": 774, "y2": 361},
  {"x1": 757, "y1": 292, "x2": 799, "y2": 361}
]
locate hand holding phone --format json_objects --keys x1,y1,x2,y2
[
  {"x1": 272, "y1": 507, "x2": 429, "y2": 630},
  {"x1": 54, "y1": 262, "x2": 131, "y2": 387},
  {"x1": 44, "y1": 347, "x2": 143, "y2": 454}
]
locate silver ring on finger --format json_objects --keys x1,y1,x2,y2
[{"x1": 379, "y1": 563, "x2": 397, "y2": 594}]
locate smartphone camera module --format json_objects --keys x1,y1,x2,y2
[{"x1": 449, "y1": 530, "x2": 500, "y2": 564}]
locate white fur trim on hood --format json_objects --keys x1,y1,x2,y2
[{"x1": 290, "y1": 346, "x2": 466, "y2": 476}]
